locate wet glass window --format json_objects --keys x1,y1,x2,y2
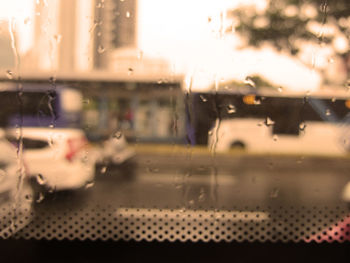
[{"x1": 1, "y1": 0, "x2": 350, "y2": 260}]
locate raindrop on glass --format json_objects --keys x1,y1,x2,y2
[
  {"x1": 25, "y1": 193, "x2": 33, "y2": 202},
  {"x1": 244, "y1": 76, "x2": 256, "y2": 88},
  {"x1": 36, "y1": 192, "x2": 44, "y2": 203},
  {"x1": 198, "y1": 188, "x2": 206, "y2": 202},
  {"x1": 325, "y1": 109, "x2": 331, "y2": 116},
  {"x1": 6, "y1": 70, "x2": 13, "y2": 79},
  {"x1": 299, "y1": 122, "x2": 307, "y2": 131},
  {"x1": 278, "y1": 87, "x2": 283, "y2": 93},
  {"x1": 97, "y1": 45, "x2": 106, "y2": 54},
  {"x1": 273, "y1": 135, "x2": 278, "y2": 141},
  {"x1": 36, "y1": 174, "x2": 45, "y2": 185},
  {"x1": 188, "y1": 200, "x2": 195, "y2": 206},
  {"x1": 270, "y1": 188, "x2": 279, "y2": 198},
  {"x1": 346, "y1": 80, "x2": 350, "y2": 91},
  {"x1": 149, "y1": 167, "x2": 159, "y2": 173},
  {"x1": 254, "y1": 98, "x2": 261, "y2": 105},
  {"x1": 264, "y1": 117, "x2": 275, "y2": 127},
  {"x1": 85, "y1": 181, "x2": 94, "y2": 189},
  {"x1": 113, "y1": 131, "x2": 122, "y2": 139},
  {"x1": 126, "y1": 11, "x2": 130, "y2": 18},
  {"x1": 226, "y1": 104, "x2": 236, "y2": 114},
  {"x1": 100, "y1": 166, "x2": 107, "y2": 174},
  {"x1": 200, "y1": 95, "x2": 207, "y2": 102},
  {"x1": 137, "y1": 50, "x2": 143, "y2": 60},
  {"x1": 128, "y1": 68, "x2": 134, "y2": 75},
  {"x1": 208, "y1": 130, "x2": 213, "y2": 135},
  {"x1": 53, "y1": 34, "x2": 62, "y2": 44},
  {"x1": 24, "y1": 17, "x2": 31, "y2": 25},
  {"x1": 331, "y1": 97, "x2": 336, "y2": 103}
]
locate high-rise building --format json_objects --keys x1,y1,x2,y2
[{"x1": 0, "y1": 21, "x2": 15, "y2": 69}]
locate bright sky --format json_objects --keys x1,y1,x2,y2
[
  {"x1": 0, "y1": 0, "x2": 35, "y2": 54},
  {"x1": 0, "y1": 0, "x2": 323, "y2": 91},
  {"x1": 138, "y1": 0, "x2": 322, "y2": 92}
]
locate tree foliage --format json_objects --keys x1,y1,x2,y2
[{"x1": 228, "y1": 0, "x2": 350, "y2": 55}]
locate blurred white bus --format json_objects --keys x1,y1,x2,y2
[{"x1": 192, "y1": 88, "x2": 350, "y2": 156}]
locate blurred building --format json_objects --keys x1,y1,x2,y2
[{"x1": 0, "y1": 21, "x2": 15, "y2": 69}]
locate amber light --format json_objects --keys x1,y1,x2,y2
[
  {"x1": 243, "y1": 94, "x2": 256, "y2": 105},
  {"x1": 345, "y1": 100, "x2": 350, "y2": 109}
]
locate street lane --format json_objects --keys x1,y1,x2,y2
[{"x1": 15, "y1": 152, "x2": 350, "y2": 242}]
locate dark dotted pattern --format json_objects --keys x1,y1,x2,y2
[{"x1": 1, "y1": 203, "x2": 348, "y2": 242}]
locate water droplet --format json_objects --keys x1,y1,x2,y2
[
  {"x1": 346, "y1": 80, "x2": 350, "y2": 91},
  {"x1": 126, "y1": 11, "x2": 130, "y2": 18},
  {"x1": 6, "y1": 70, "x2": 13, "y2": 79},
  {"x1": 198, "y1": 188, "x2": 206, "y2": 202},
  {"x1": 53, "y1": 34, "x2": 62, "y2": 44},
  {"x1": 137, "y1": 50, "x2": 143, "y2": 60},
  {"x1": 226, "y1": 104, "x2": 236, "y2": 114},
  {"x1": 149, "y1": 167, "x2": 159, "y2": 173},
  {"x1": 97, "y1": 31, "x2": 102, "y2": 37},
  {"x1": 273, "y1": 135, "x2": 278, "y2": 141},
  {"x1": 200, "y1": 95, "x2": 207, "y2": 102},
  {"x1": 278, "y1": 87, "x2": 283, "y2": 92},
  {"x1": 128, "y1": 68, "x2": 133, "y2": 75},
  {"x1": 208, "y1": 130, "x2": 213, "y2": 135},
  {"x1": 270, "y1": 188, "x2": 279, "y2": 198},
  {"x1": 97, "y1": 45, "x2": 105, "y2": 54},
  {"x1": 325, "y1": 109, "x2": 331, "y2": 116},
  {"x1": 244, "y1": 76, "x2": 256, "y2": 88},
  {"x1": 36, "y1": 174, "x2": 45, "y2": 185},
  {"x1": 254, "y1": 98, "x2": 261, "y2": 105},
  {"x1": 299, "y1": 122, "x2": 307, "y2": 131},
  {"x1": 189, "y1": 200, "x2": 195, "y2": 205},
  {"x1": 264, "y1": 117, "x2": 275, "y2": 127},
  {"x1": 328, "y1": 57, "x2": 334, "y2": 64},
  {"x1": 175, "y1": 184, "x2": 183, "y2": 190},
  {"x1": 331, "y1": 97, "x2": 336, "y2": 103},
  {"x1": 96, "y1": 2, "x2": 102, "y2": 8},
  {"x1": 85, "y1": 181, "x2": 94, "y2": 189},
  {"x1": 157, "y1": 79, "x2": 163, "y2": 84},
  {"x1": 25, "y1": 193, "x2": 33, "y2": 201},
  {"x1": 100, "y1": 166, "x2": 107, "y2": 174},
  {"x1": 36, "y1": 192, "x2": 44, "y2": 203},
  {"x1": 113, "y1": 131, "x2": 122, "y2": 139},
  {"x1": 24, "y1": 17, "x2": 31, "y2": 25},
  {"x1": 49, "y1": 124, "x2": 54, "y2": 128},
  {"x1": 297, "y1": 156, "x2": 304, "y2": 164}
]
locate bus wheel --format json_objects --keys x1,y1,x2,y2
[{"x1": 230, "y1": 141, "x2": 246, "y2": 150}]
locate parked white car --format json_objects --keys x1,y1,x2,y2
[
  {"x1": 0, "y1": 129, "x2": 34, "y2": 238},
  {"x1": 5, "y1": 127, "x2": 95, "y2": 192}
]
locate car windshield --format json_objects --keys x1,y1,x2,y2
[{"x1": 1, "y1": 0, "x2": 350, "y2": 260}]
